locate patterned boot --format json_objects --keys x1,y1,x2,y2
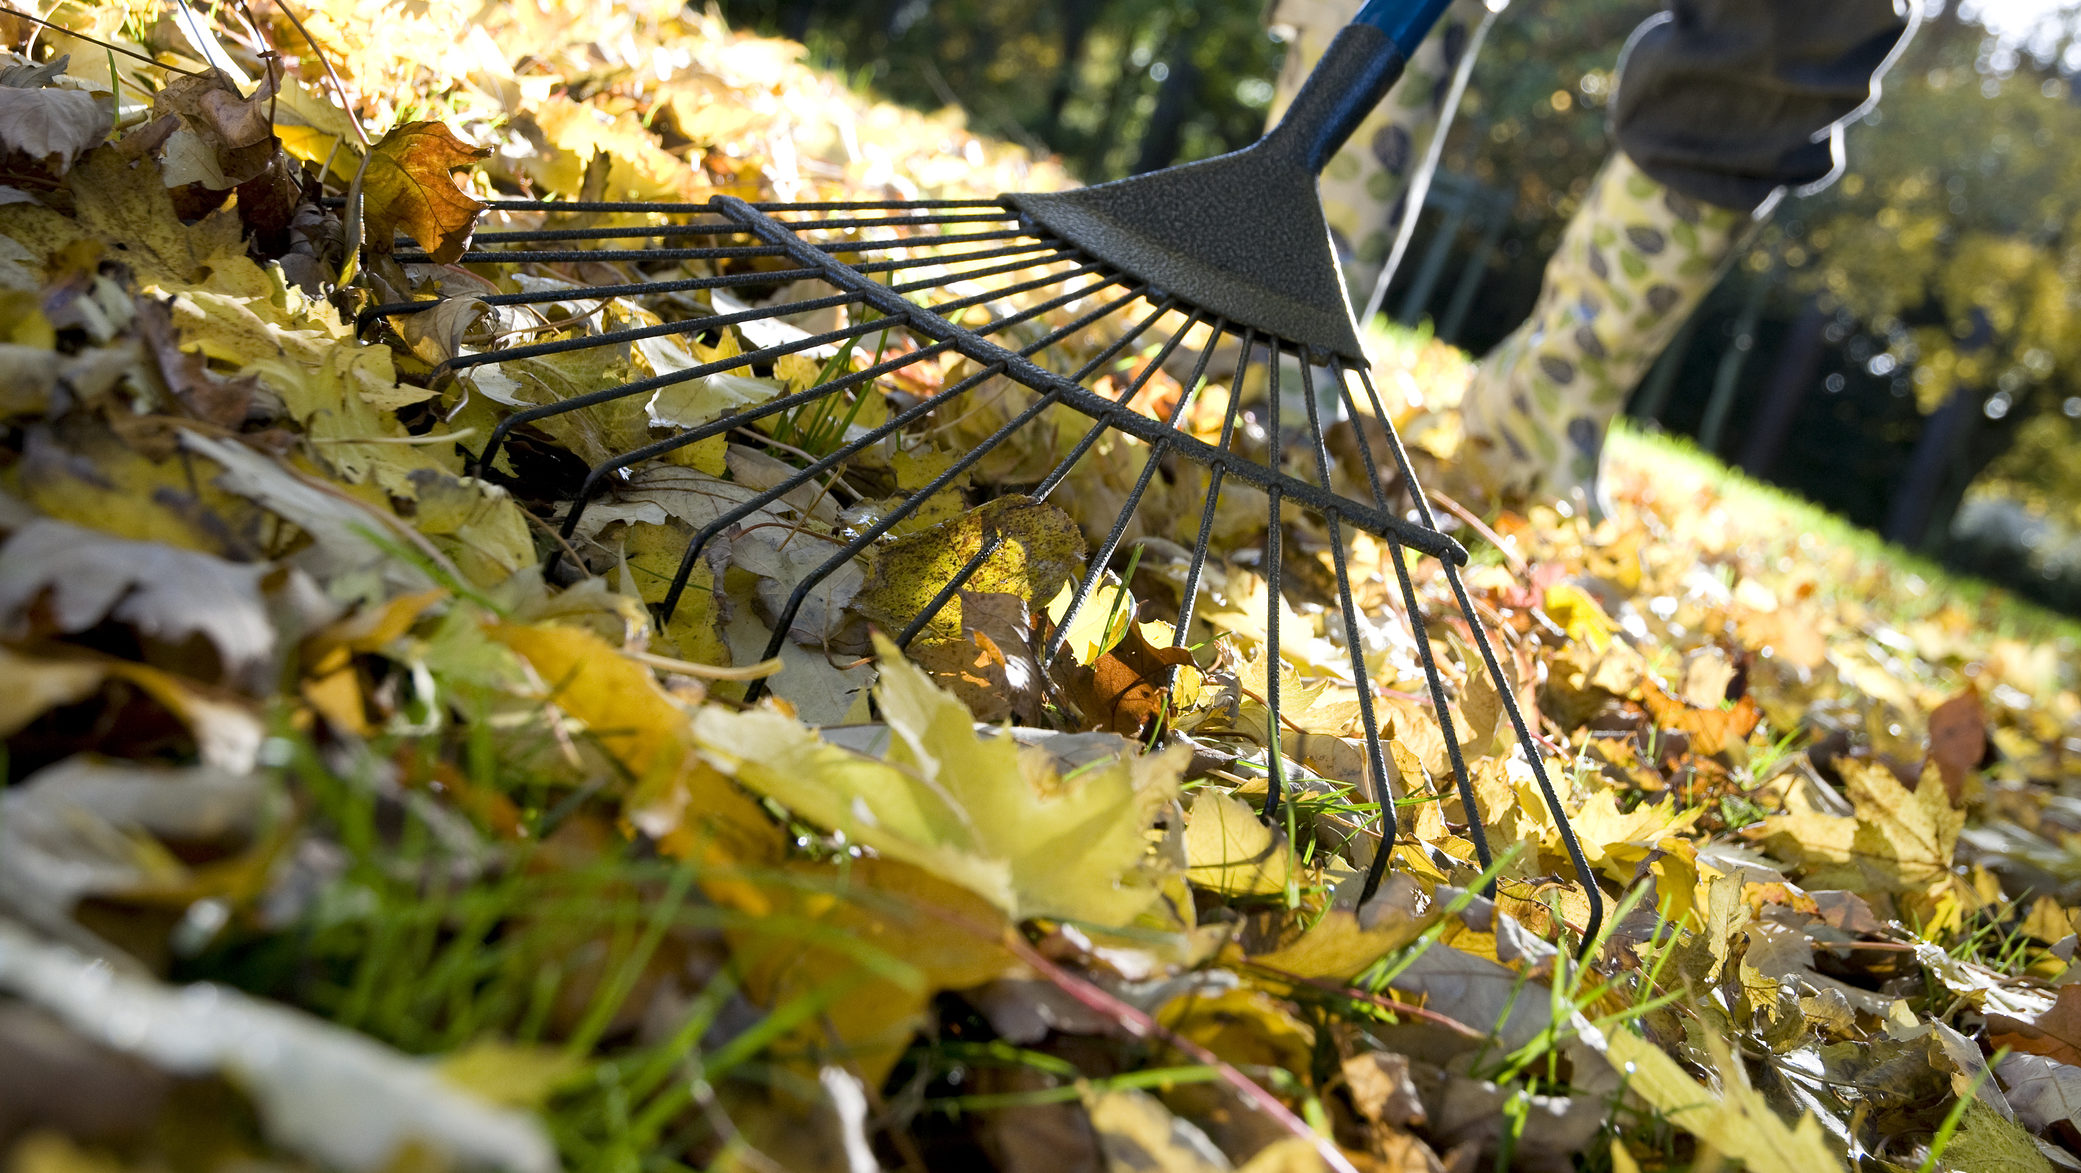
[
  {"x1": 1454, "y1": 152, "x2": 1751, "y2": 519},
  {"x1": 1266, "y1": 0, "x2": 1490, "y2": 303}
]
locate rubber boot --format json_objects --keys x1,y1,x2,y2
[
  {"x1": 1454, "y1": 152, "x2": 1750, "y2": 519},
  {"x1": 1266, "y1": 0, "x2": 1489, "y2": 303}
]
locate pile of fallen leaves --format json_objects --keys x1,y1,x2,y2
[{"x1": 6, "y1": 2, "x2": 2081, "y2": 1172}]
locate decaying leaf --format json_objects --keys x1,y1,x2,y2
[
  {"x1": 854, "y1": 496, "x2": 1086, "y2": 641},
  {"x1": 357, "y1": 120, "x2": 489, "y2": 264}
]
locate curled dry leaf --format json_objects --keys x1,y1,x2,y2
[
  {"x1": 1062, "y1": 612, "x2": 1197, "y2": 736},
  {"x1": 152, "y1": 71, "x2": 276, "y2": 189},
  {"x1": 0, "y1": 518, "x2": 275, "y2": 683},
  {"x1": 358, "y1": 120, "x2": 490, "y2": 265},
  {"x1": 0, "y1": 756, "x2": 280, "y2": 934},
  {"x1": 0, "y1": 61, "x2": 110, "y2": 173}
]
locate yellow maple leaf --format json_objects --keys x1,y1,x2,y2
[
  {"x1": 357, "y1": 121, "x2": 489, "y2": 265},
  {"x1": 1608, "y1": 1028, "x2": 1844, "y2": 1173},
  {"x1": 1841, "y1": 759, "x2": 1963, "y2": 893},
  {"x1": 487, "y1": 618, "x2": 781, "y2": 884},
  {"x1": 692, "y1": 633, "x2": 1185, "y2": 928}
]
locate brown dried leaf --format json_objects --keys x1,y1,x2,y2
[
  {"x1": 360, "y1": 120, "x2": 488, "y2": 265},
  {"x1": 152, "y1": 72, "x2": 276, "y2": 188},
  {"x1": 1925, "y1": 684, "x2": 1987, "y2": 805},
  {"x1": 1063, "y1": 613, "x2": 1194, "y2": 736},
  {"x1": 1989, "y1": 983, "x2": 2081, "y2": 1069}
]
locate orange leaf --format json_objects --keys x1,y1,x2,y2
[
  {"x1": 1989, "y1": 983, "x2": 2081, "y2": 1069},
  {"x1": 360, "y1": 121, "x2": 488, "y2": 264},
  {"x1": 1641, "y1": 676, "x2": 1759, "y2": 757}
]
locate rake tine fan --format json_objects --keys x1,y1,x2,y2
[{"x1": 358, "y1": 0, "x2": 1605, "y2": 947}]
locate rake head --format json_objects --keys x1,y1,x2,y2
[{"x1": 355, "y1": 21, "x2": 1604, "y2": 946}]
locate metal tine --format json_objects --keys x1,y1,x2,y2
[
  {"x1": 366, "y1": 239, "x2": 1069, "y2": 332},
  {"x1": 1330, "y1": 363, "x2": 1492, "y2": 881},
  {"x1": 743, "y1": 210, "x2": 1021, "y2": 232},
  {"x1": 1022, "y1": 313, "x2": 1221, "y2": 662},
  {"x1": 395, "y1": 225, "x2": 1036, "y2": 267},
  {"x1": 918, "y1": 257, "x2": 1109, "y2": 315},
  {"x1": 451, "y1": 197, "x2": 1007, "y2": 214},
  {"x1": 844, "y1": 239, "x2": 1068, "y2": 277},
  {"x1": 1173, "y1": 331, "x2": 1257, "y2": 652},
  {"x1": 1262, "y1": 347, "x2": 1287, "y2": 828},
  {"x1": 441, "y1": 283, "x2": 847, "y2": 376},
  {"x1": 455, "y1": 213, "x2": 1016, "y2": 247},
  {"x1": 656, "y1": 277, "x2": 1146, "y2": 624},
  {"x1": 562, "y1": 264, "x2": 1124, "y2": 544},
  {"x1": 1296, "y1": 360, "x2": 1397, "y2": 903},
  {"x1": 550, "y1": 335, "x2": 961, "y2": 566},
  {"x1": 742, "y1": 199, "x2": 1010, "y2": 211},
  {"x1": 900, "y1": 307, "x2": 1214, "y2": 653},
  {"x1": 880, "y1": 245, "x2": 1079, "y2": 291},
  {"x1": 739, "y1": 290, "x2": 1179, "y2": 702},
  {"x1": 1347, "y1": 365, "x2": 1606, "y2": 952},
  {"x1": 473, "y1": 304, "x2": 874, "y2": 475}
]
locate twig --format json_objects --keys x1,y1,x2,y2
[
  {"x1": 1425, "y1": 487, "x2": 1524, "y2": 575},
  {"x1": 1248, "y1": 962, "x2": 1491, "y2": 1041},
  {"x1": 1006, "y1": 936, "x2": 1365, "y2": 1173},
  {"x1": 627, "y1": 649, "x2": 782, "y2": 682}
]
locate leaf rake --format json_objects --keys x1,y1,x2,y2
[{"x1": 356, "y1": 0, "x2": 1604, "y2": 945}]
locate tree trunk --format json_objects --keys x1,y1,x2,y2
[
  {"x1": 1131, "y1": 43, "x2": 1199, "y2": 173},
  {"x1": 1885, "y1": 384, "x2": 1978, "y2": 550},
  {"x1": 1040, "y1": 0, "x2": 1103, "y2": 147},
  {"x1": 1738, "y1": 300, "x2": 1827, "y2": 479}
]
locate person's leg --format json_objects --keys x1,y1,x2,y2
[
  {"x1": 1455, "y1": 154, "x2": 1750, "y2": 515},
  {"x1": 1266, "y1": 0, "x2": 1491, "y2": 304},
  {"x1": 1455, "y1": 0, "x2": 1921, "y2": 517}
]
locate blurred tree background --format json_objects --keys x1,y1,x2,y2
[{"x1": 715, "y1": 0, "x2": 2081, "y2": 612}]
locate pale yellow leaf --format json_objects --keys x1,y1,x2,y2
[{"x1": 1183, "y1": 790, "x2": 1292, "y2": 898}]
